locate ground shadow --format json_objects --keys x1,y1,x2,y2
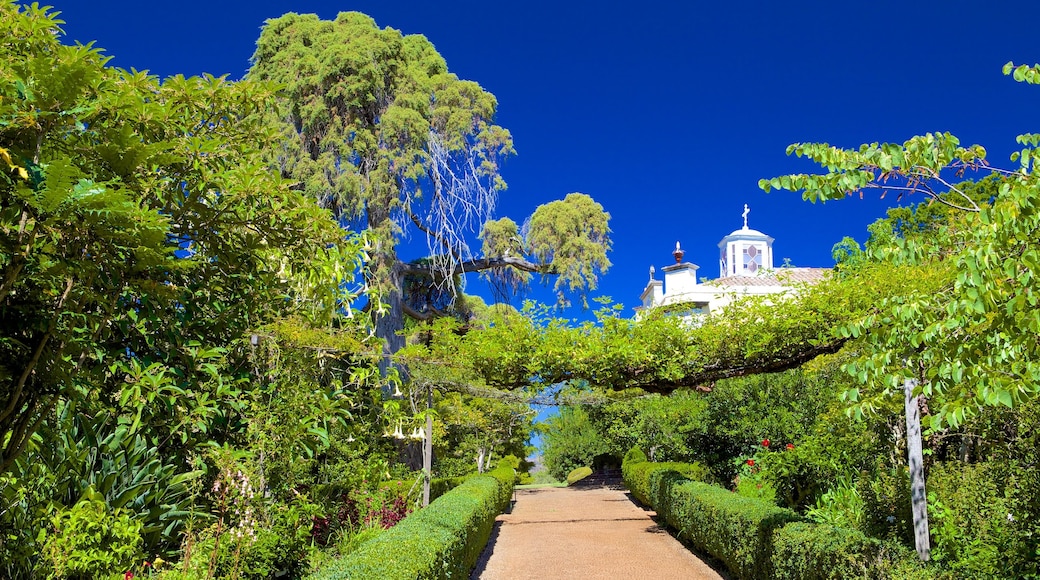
[
  {"x1": 621, "y1": 490, "x2": 735, "y2": 580},
  {"x1": 469, "y1": 520, "x2": 503, "y2": 580}
]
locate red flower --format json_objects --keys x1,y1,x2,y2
[
  {"x1": 746, "y1": 459, "x2": 755, "y2": 466},
  {"x1": 144, "y1": 562, "x2": 152, "y2": 568},
  {"x1": 762, "y1": 439, "x2": 771, "y2": 447},
  {"x1": 786, "y1": 443, "x2": 794, "y2": 450},
  {"x1": 125, "y1": 573, "x2": 134, "y2": 580}
]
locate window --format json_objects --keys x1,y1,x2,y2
[{"x1": 742, "y1": 244, "x2": 761, "y2": 273}]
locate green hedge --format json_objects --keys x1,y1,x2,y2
[
  {"x1": 430, "y1": 474, "x2": 471, "y2": 502},
  {"x1": 771, "y1": 522, "x2": 883, "y2": 580},
  {"x1": 309, "y1": 463, "x2": 514, "y2": 580},
  {"x1": 624, "y1": 460, "x2": 711, "y2": 506},
  {"x1": 622, "y1": 449, "x2": 926, "y2": 580},
  {"x1": 664, "y1": 479, "x2": 800, "y2": 579}
]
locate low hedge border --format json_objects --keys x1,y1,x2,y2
[
  {"x1": 621, "y1": 448, "x2": 926, "y2": 580},
  {"x1": 309, "y1": 463, "x2": 514, "y2": 580}
]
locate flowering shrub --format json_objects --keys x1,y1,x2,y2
[{"x1": 310, "y1": 482, "x2": 413, "y2": 546}]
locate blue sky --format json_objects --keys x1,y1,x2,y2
[{"x1": 60, "y1": 0, "x2": 1040, "y2": 315}]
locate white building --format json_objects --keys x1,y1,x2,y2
[{"x1": 635, "y1": 205, "x2": 829, "y2": 317}]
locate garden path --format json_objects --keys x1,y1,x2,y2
[{"x1": 470, "y1": 479, "x2": 726, "y2": 580}]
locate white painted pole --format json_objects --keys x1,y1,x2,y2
[
  {"x1": 904, "y1": 378, "x2": 930, "y2": 561},
  {"x1": 423, "y1": 385, "x2": 433, "y2": 507}
]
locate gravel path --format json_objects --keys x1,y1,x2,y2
[{"x1": 470, "y1": 483, "x2": 726, "y2": 580}]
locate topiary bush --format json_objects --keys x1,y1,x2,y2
[
  {"x1": 307, "y1": 461, "x2": 514, "y2": 579},
  {"x1": 566, "y1": 466, "x2": 593, "y2": 485}
]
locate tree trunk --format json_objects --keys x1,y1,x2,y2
[
  {"x1": 375, "y1": 259, "x2": 406, "y2": 378},
  {"x1": 476, "y1": 447, "x2": 487, "y2": 474},
  {"x1": 905, "y1": 378, "x2": 931, "y2": 561},
  {"x1": 422, "y1": 386, "x2": 433, "y2": 507}
]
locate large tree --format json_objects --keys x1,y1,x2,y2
[
  {"x1": 0, "y1": 2, "x2": 345, "y2": 472},
  {"x1": 248, "y1": 12, "x2": 612, "y2": 366}
]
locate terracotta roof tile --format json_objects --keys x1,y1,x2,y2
[{"x1": 707, "y1": 267, "x2": 831, "y2": 287}]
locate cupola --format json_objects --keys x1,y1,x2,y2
[{"x1": 718, "y1": 204, "x2": 774, "y2": 277}]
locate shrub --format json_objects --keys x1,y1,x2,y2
[
  {"x1": 770, "y1": 522, "x2": 883, "y2": 580},
  {"x1": 664, "y1": 480, "x2": 799, "y2": 579},
  {"x1": 623, "y1": 446, "x2": 647, "y2": 467},
  {"x1": 566, "y1": 466, "x2": 593, "y2": 485},
  {"x1": 624, "y1": 460, "x2": 710, "y2": 506},
  {"x1": 623, "y1": 458, "x2": 920, "y2": 580},
  {"x1": 39, "y1": 494, "x2": 144, "y2": 579},
  {"x1": 806, "y1": 477, "x2": 864, "y2": 530},
  {"x1": 858, "y1": 465, "x2": 913, "y2": 545},
  {"x1": 430, "y1": 475, "x2": 471, "y2": 502},
  {"x1": 308, "y1": 462, "x2": 514, "y2": 579},
  {"x1": 927, "y1": 461, "x2": 1024, "y2": 578}
]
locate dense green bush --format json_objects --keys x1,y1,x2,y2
[
  {"x1": 927, "y1": 461, "x2": 1025, "y2": 578},
  {"x1": 39, "y1": 494, "x2": 144, "y2": 579},
  {"x1": 308, "y1": 462, "x2": 514, "y2": 579},
  {"x1": 623, "y1": 459, "x2": 710, "y2": 506},
  {"x1": 541, "y1": 407, "x2": 610, "y2": 481},
  {"x1": 857, "y1": 464, "x2": 914, "y2": 545},
  {"x1": 565, "y1": 466, "x2": 593, "y2": 485},
  {"x1": 664, "y1": 479, "x2": 799, "y2": 579},
  {"x1": 623, "y1": 455, "x2": 923, "y2": 580},
  {"x1": 622, "y1": 446, "x2": 647, "y2": 466},
  {"x1": 770, "y1": 522, "x2": 883, "y2": 580},
  {"x1": 430, "y1": 475, "x2": 471, "y2": 502}
]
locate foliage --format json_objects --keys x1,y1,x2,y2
[
  {"x1": 587, "y1": 389, "x2": 705, "y2": 462},
  {"x1": 806, "y1": 477, "x2": 865, "y2": 531},
  {"x1": 755, "y1": 406, "x2": 883, "y2": 511},
  {"x1": 769, "y1": 522, "x2": 886, "y2": 580},
  {"x1": 565, "y1": 466, "x2": 593, "y2": 485},
  {"x1": 249, "y1": 12, "x2": 612, "y2": 361},
  {"x1": 761, "y1": 64, "x2": 1040, "y2": 428},
  {"x1": 623, "y1": 458, "x2": 711, "y2": 507},
  {"x1": 856, "y1": 465, "x2": 914, "y2": 545},
  {"x1": 622, "y1": 446, "x2": 647, "y2": 466},
  {"x1": 540, "y1": 406, "x2": 610, "y2": 482},
  {"x1": 0, "y1": 401, "x2": 202, "y2": 576},
  {"x1": 623, "y1": 457, "x2": 923, "y2": 580},
  {"x1": 308, "y1": 462, "x2": 514, "y2": 580},
  {"x1": 448, "y1": 264, "x2": 938, "y2": 395},
  {"x1": 0, "y1": 1, "x2": 350, "y2": 474},
  {"x1": 927, "y1": 461, "x2": 1031, "y2": 578},
  {"x1": 39, "y1": 493, "x2": 144, "y2": 580},
  {"x1": 662, "y1": 479, "x2": 799, "y2": 580},
  {"x1": 525, "y1": 193, "x2": 612, "y2": 306}
]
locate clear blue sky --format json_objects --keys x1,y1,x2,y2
[{"x1": 59, "y1": 0, "x2": 1040, "y2": 315}]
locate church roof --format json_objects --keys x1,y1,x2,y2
[
  {"x1": 723, "y1": 227, "x2": 770, "y2": 239},
  {"x1": 707, "y1": 267, "x2": 831, "y2": 287}
]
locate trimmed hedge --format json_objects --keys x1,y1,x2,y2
[
  {"x1": 624, "y1": 460, "x2": 711, "y2": 506},
  {"x1": 621, "y1": 448, "x2": 926, "y2": 580},
  {"x1": 770, "y1": 522, "x2": 883, "y2": 580},
  {"x1": 309, "y1": 463, "x2": 514, "y2": 580},
  {"x1": 664, "y1": 479, "x2": 800, "y2": 579}
]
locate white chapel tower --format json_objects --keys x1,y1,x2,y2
[{"x1": 718, "y1": 204, "x2": 774, "y2": 277}]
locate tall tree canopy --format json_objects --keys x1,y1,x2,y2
[
  {"x1": 248, "y1": 12, "x2": 612, "y2": 362},
  {"x1": 0, "y1": 2, "x2": 347, "y2": 471}
]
